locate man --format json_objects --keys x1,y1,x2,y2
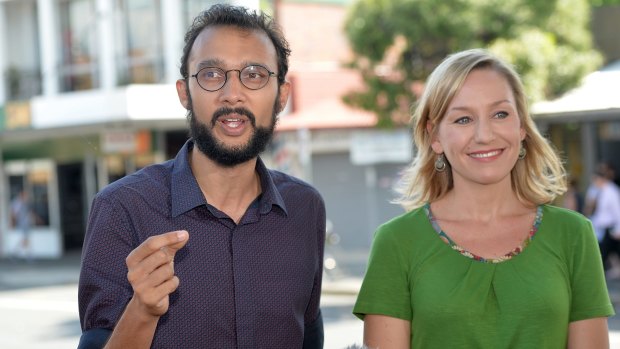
[
  {"x1": 10, "y1": 190, "x2": 33, "y2": 260},
  {"x1": 589, "y1": 163, "x2": 620, "y2": 272},
  {"x1": 78, "y1": 5, "x2": 325, "y2": 348}
]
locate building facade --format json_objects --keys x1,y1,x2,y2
[
  {"x1": 0, "y1": 0, "x2": 412, "y2": 266},
  {"x1": 533, "y1": 60, "x2": 620, "y2": 193},
  {"x1": 0, "y1": 0, "x2": 260, "y2": 257}
]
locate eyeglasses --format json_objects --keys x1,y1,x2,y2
[{"x1": 190, "y1": 65, "x2": 276, "y2": 92}]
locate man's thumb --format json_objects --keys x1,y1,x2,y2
[{"x1": 168, "y1": 230, "x2": 189, "y2": 252}]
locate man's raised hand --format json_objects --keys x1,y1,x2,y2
[{"x1": 125, "y1": 230, "x2": 189, "y2": 317}]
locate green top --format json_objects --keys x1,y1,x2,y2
[{"x1": 354, "y1": 204, "x2": 614, "y2": 348}]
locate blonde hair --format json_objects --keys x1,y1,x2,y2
[{"x1": 394, "y1": 48, "x2": 566, "y2": 211}]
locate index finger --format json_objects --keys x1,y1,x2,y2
[{"x1": 127, "y1": 230, "x2": 189, "y2": 264}]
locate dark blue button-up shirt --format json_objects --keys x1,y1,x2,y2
[{"x1": 78, "y1": 140, "x2": 325, "y2": 349}]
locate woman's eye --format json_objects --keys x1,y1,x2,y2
[
  {"x1": 494, "y1": 111, "x2": 509, "y2": 119},
  {"x1": 454, "y1": 117, "x2": 471, "y2": 124}
]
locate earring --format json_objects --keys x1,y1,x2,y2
[
  {"x1": 434, "y1": 154, "x2": 447, "y2": 172},
  {"x1": 518, "y1": 144, "x2": 526, "y2": 160}
]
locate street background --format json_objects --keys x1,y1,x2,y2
[
  {"x1": 2, "y1": 253, "x2": 620, "y2": 349},
  {"x1": 1, "y1": 0, "x2": 620, "y2": 348}
]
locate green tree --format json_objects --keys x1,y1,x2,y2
[
  {"x1": 344, "y1": 0, "x2": 603, "y2": 127},
  {"x1": 591, "y1": 0, "x2": 620, "y2": 6}
]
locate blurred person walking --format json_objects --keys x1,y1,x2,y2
[
  {"x1": 588, "y1": 163, "x2": 620, "y2": 274},
  {"x1": 562, "y1": 178, "x2": 584, "y2": 213},
  {"x1": 10, "y1": 190, "x2": 33, "y2": 261},
  {"x1": 584, "y1": 162, "x2": 616, "y2": 217}
]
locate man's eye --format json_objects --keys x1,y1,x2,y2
[
  {"x1": 202, "y1": 70, "x2": 223, "y2": 79},
  {"x1": 243, "y1": 67, "x2": 266, "y2": 80}
]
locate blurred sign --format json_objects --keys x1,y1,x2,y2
[
  {"x1": 102, "y1": 130, "x2": 136, "y2": 153},
  {"x1": 135, "y1": 130, "x2": 152, "y2": 154},
  {"x1": 600, "y1": 121, "x2": 620, "y2": 140},
  {"x1": 5, "y1": 101, "x2": 31, "y2": 130},
  {"x1": 350, "y1": 129, "x2": 412, "y2": 165},
  {"x1": 102, "y1": 130, "x2": 152, "y2": 154},
  {"x1": 0, "y1": 106, "x2": 5, "y2": 131}
]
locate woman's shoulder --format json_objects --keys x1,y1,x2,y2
[
  {"x1": 539, "y1": 204, "x2": 593, "y2": 240},
  {"x1": 541, "y1": 204, "x2": 589, "y2": 225},
  {"x1": 368, "y1": 206, "x2": 439, "y2": 268},
  {"x1": 373, "y1": 205, "x2": 433, "y2": 242}
]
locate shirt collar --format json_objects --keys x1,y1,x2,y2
[
  {"x1": 255, "y1": 155, "x2": 288, "y2": 216},
  {"x1": 171, "y1": 139, "x2": 288, "y2": 217}
]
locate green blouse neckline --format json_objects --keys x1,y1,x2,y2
[{"x1": 424, "y1": 203, "x2": 544, "y2": 263}]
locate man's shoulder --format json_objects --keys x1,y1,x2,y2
[
  {"x1": 97, "y1": 160, "x2": 174, "y2": 200},
  {"x1": 609, "y1": 182, "x2": 620, "y2": 194},
  {"x1": 596, "y1": 182, "x2": 620, "y2": 203},
  {"x1": 267, "y1": 169, "x2": 322, "y2": 197}
]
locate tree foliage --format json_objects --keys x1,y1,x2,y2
[
  {"x1": 591, "y1": 0, "x2": 620, "y2": 6},
  {"x1": 344, "y1": 0, "x2": 603, "y2": 127}
]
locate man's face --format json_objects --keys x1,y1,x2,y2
[
  {"x1": 176, "y1": 25, "x2": 290, "y2": 167},
  {"x1": 185, "y1": 84, "x2": 282, "y2": 167},
  {"x1": 594, "y1": 173, "x2": 607, "y2": 188}
]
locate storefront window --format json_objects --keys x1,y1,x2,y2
[
  {"x1": 135, "y1": 153, "x2": 157, "y2": 171},
  {"x1": 105, "y1": 155, "x2": 128, "y2": 184},
  {"x1": 59, "y1": 0, "x2": 98, "y2": 92},
  {"x1": 3, "y1": 1, "x2": 42, "y2": 100},
  {"x1": 7, "y1": 167, "x2": 51, "y2": 229},
  {"x1": 115, "y1": 0, "x2": 164, "y2": 84}
]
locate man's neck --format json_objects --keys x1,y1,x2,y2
[{"x1": 189, "y1": 148, "x2": 262, "y2": 223}]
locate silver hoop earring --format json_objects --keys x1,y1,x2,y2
[
  {"x1": 518, "y1": 144, "x2": 526, "y2": 160},
  {"x1": 435, "y1": 154, "x2": 447, "y2": 172}
]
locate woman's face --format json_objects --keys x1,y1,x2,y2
[{"x1": 431, "y1": 68, "x2": 525, "y2": 188}]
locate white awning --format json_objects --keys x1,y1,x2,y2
[{"x1": 532, "y1": 61, "x2": 620, "y2": 120}]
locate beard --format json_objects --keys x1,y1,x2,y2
[{"x1": 186, "y1": 89, "x2": 281, "y2": 167}]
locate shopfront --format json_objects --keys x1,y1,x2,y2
[{"x1": 3, "y1": 159, "x2": 60, "y2": 258}]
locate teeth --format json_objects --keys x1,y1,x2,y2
[
  {"x1": 220, "y1": 118, "x2": 243, "y2": 128},
  {"x1": 470, "y1": 150, "x2": 501, "y2": 158}
]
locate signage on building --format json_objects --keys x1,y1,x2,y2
[
  {"x1": 101, "y1": 130, "x2": 152, "y2": 154},
  {"x1": 0, "y1": 106, "x2": 5, "y2": 131},
  {"x1": 102, "y1": 130, "x2": 137, "y2": 154},
  {"x1": 350, "y1": 129, "x2": 412, "y2": 165},
  {"x1": 4, "y1": 101, "x2": 32, "y2": 130},
  {"x1": 600, "y1": 121, "x2": 620, "y2": 140},
  {"x1": 135, "y1": 130, "x2": 152, "y2": 154}
]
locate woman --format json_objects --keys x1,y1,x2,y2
[{"x1": 353, "y1": 49, "x2": 614, "y2": 348}]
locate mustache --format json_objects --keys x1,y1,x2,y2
[{"x1": 212, "y1": 107, "x2": 256, "y2": 127}]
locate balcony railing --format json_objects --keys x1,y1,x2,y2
[{"x1": 4, "y1": 67, "x2": 42, "y2": 101}]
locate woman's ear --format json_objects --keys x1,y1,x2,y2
[{"x1": 427, "y1": 122, "x2": 443, "y2": 154}]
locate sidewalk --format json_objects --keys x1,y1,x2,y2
[
  {"x1": 0, "y1": 251, "x2": 362, "y2": 295},
  {"x1": 7, "y1": 252, "x2": 620, "y2": 303},
  {"x1": 0, "y1": 251, "x2": 82, "y2": 291}
]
